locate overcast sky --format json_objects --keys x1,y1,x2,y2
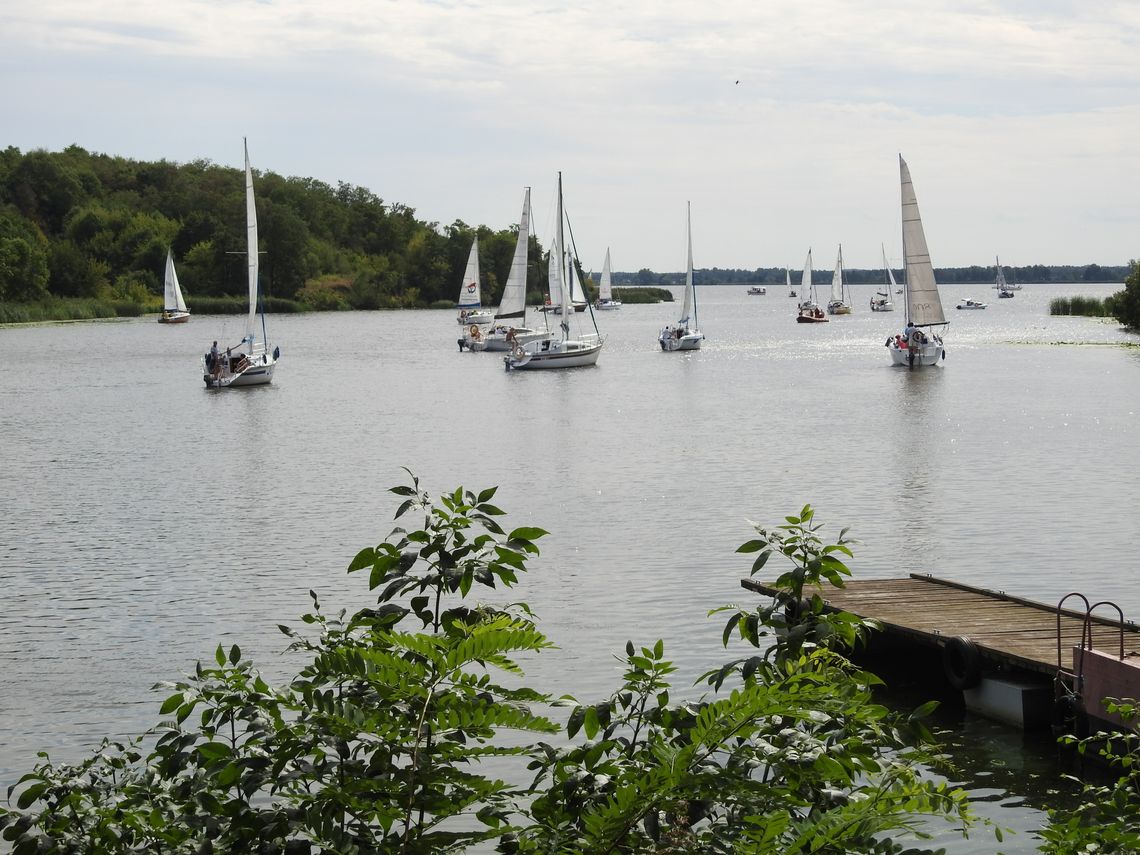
[{"x1": 3, "y1": 0, "x2": 1138, "y2": 271}]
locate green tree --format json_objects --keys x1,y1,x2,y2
[{"x1": 1109, "y1": 260, "x2": 1140, "y2": 330}]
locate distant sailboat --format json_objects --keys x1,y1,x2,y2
[
  {"x1": 457, "y1": 238, "x2": 493, "y2": 326},
  {"x1": 796, "y1": 249, "x2": 827, "y2": 323},
  {"x1": 159, "y1": 249, "x2": 190, "y2": 323},
  {"x1": 595, "y1": 248, "x2": 622, "y2": 309},
  {"x1": 203, "y1": 139, "x2": 279, "y2": 387},
  {"x1": 787, "y1": 268, "x2": 796, "y2": 298},
  {"x1": 659, "y1": 202, "x2": 703, "y2": 351},
  {"x1": 886, "y1": 155, "x2": 946, "y2": 367},
  {"x1": 871, "y1": 245, "x2": 895, "y2": 312},
  {"x1": 826, "y1": 244, "x2": 852, "y2": 314},
  {"x1": 995, "y1": 256, "x2": 1017, "y2": 297}
]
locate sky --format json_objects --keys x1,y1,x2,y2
[{"x1": 2, "y1": 0, "x2": 1139, "y2": 272}]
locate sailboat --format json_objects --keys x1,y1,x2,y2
[
  {"x1": 202, "y1": 139, "x2": 279, "y2": 388},
  {"x1": 504, "y1": 173, "x2": 604, "y2": 370},
  {"x1": 826, "y1": 245, "x2": 853, "y2": 314},
  {"x1": 871, "y1": 244, "x2": 895, "y2": 312},
  {"x1": 595, "y1": 248, "x2": 622, "y2": 309},
  {"x1": 476, "y1": 188, "x2": 550, "y2": 352},
  {"x1": 659, "y1": 202, "x2": 703, "y2": 351},
  {"x1": 796, "y1": 249, "x2": 827, "y2": 322},
  {"x1": 995, "y1": 256, "x2": 1015, "y2": 298},
  {"x1": 159, "y1": 249, "x2": 190, "y2": 323},
  {"x1": 456, "y1": 238, "x2": 493, "y2": 326},
  {"x1": 886, "y1": 155, "x2": 946, "y2": 368},
  {"x1": 787, "y1": 268, "x2": 796, "y2": 298}
]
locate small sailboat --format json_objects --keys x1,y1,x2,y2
[
  {"x1": 871, "y1": 244, "x2": 895, "y2": 312},
  {"x1": 787, "y1": 268, "x2": 796, "y2": 298},
  {"x1": 473, "y1": 188, "x2": 550, "y2": 353},
  {"x1": 159, "y1": 249, "x2": 190, "y2": 323},
  {"x1": 886, "y1": 155, "x2": 946, "y2": 368},
  {"x1": 595, "y1": 248, "x2": 622, "y2": 309},
  {"x1": 826, "y1": 244, "x2": 853, "y2": 314},
  {"x1": 456, "y1": 238, "x2": 493, "y2": 326},
  {"x1": 995, "y1": 256, "x2": 1015, "y2": 298},
  {"x1": 956, "y1": 297, "x2": 987, "y2": 310},
  {"x1": 203, "y1": 139, "x2": 279, "y2": 387},
  {"x1": 747, "y1": 285, "x2": 766, "y2": 295},
  {"x1": 504, "y1": 173, "x2": 604, "y2": 370},
  {"x1": 659, "y1": 202, "x2": 704, "y2": 351},
  {"x1": 796, "y1": 249, "x2": 827, "y2": 323}
]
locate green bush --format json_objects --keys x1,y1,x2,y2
[{"x1": 0, "y1": 481, "x2": 980, "y2": 854}]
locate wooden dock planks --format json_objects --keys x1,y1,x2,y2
[{"x1": 741, "y1": 573, "x2": 1140, "y2": 676}]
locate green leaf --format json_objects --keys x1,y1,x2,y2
[
  {"x1": 15, "y1": 782, "x2": 47, "y2": 810},
  {"x1": 215, "y1": 645, "x2": 225, "y2": 667},
  {"x1": 159, "y1": 692, "x2": 184, "y2": 715},
  {"x1": 228, "y1": 644, "x2": 241, "y2": 665},
  {"x1": 389, "y1": 485, "x2": 418, "y2": 496},
  {"x1": 736, "y1": 539, "x2": 766, "y2": 553}
]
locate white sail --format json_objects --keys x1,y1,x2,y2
[
  {"x1": 164, "y1": 249, "x2": 187, "y2": 313},
  {"x1": 599, "y1": 248, "x2": 612, "y2": 301},
  {"x1": 567, "y1": 253, "x2": 585, "y2": 305},
  {"x1": 801, "y1": 249, "x2": 813, "y2": 299},
  {"x1": 244, "y1": 139, "x2": 260, "y2": 347},
  {"x1": 547, "y1": 246, "x2": 558, "y2": 305},
  {"x1": 899, "y1": 155, "x2": 946, "y2": 327},
  {"x1": 458, "y1": 239, "x2": 481, "y2": 309},
  {"x1": 679, "y1": 202, "x2": 694, "y2": 324},
  {"x1": 494, "y1": 189, "x2": 530, "y2": 320},
  {"x1": 995, "y1": 256, "x2": 1008, "y2": 290},
  {"x1": 830, "y1": 246, "x2": 844, "y2": 303},
  {"x1": 882, "y1": 244, "x2": 897, "y2": 289},
  {"x1": 786, "y1": 268, "x2": 791, "y2": 290}
]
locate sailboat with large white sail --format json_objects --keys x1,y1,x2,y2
[
  {"x1": 595, "y1": 248, "x2": 622, "y2": 309},
  {"x1": 871, "y1": 244, "x2": 895, "y2": 312},
  {"x1": 203, "y1": 139, "x2": 278, "y2": 387},
  {"x1": 159, "y1": 249, "x2": 190, "y2": 323},
  {"x1": 886, "y1": 155, "x2": 947, "y2": 367},
  {"x1": 796, "y1": 249, "x2": 827, "y2": 322},
  {"x1": 457, "y1": 238, "x2": 493, "y2": 326},
  {"x1": 504, "y1": 174, "x2": 604, "y2": 370},
  {"x1": 826, "y1": 244, "x2": 852, "y2": 314},
  {"x1": 659, "y1": 202, "x2": 703, "y2": 351},
  {"x1": 476, "y1": 188, "x2": 550, "y2": 352}
]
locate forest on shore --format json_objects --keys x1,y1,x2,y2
[{"x1": 0, "y1": 144, "x2": 1131, "y2": 320}]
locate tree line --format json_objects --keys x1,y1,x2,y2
[{"x1": 0, "y1": 145, "x2": 1130, "y2": 315}]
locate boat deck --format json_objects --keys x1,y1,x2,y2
[{"x1": 741, "y1": 574, "x2": 1140, "y2": 676}]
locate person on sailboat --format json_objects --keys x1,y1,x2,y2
[{"x1": 208, "y1": 341, "x2": 221, "y2": 378}]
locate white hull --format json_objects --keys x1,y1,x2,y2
[
  {"x1": 870, "y1": 300, "x2": 894, "y2": 312},
  {"x1": 886, "y1": 335, "x2": 944, "y2": 367},
  {"x1": 827, "y1": 302, "x2": 852, "y2": 315},
  {"x1": 596, "y1": 299, "x2": 622, "y2": 310},
  {"x1": 479, "y1": 327, "x2": 551, "y2": 352},
  {"x1": 956, "y1": 300, "x2": 987, "y2": 310},
  {"x1": 659, "y1": 328, "x2": 703, "y2": 351},
  {"x1": 504, "y1": 336, "x2": 603, "y2": 370},
  {"x1": 458, "y1": 310, "x2": 494, "y2": 325},
  {"x1": 204, "y1": 353, "x2": 277, "y2": 387},
  {"x1": 159, "y1": 311, "x2": 190, "y2": 324}
]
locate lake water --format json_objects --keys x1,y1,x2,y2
[{"x1": 1, "y1": 281, "x2": 1137, "y2": 851}]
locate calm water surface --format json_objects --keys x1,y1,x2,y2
[{"x1": 1, "y1": 282, "x2": 1137, "y2": 852}]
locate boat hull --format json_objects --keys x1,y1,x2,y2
[
  {"x1": 595, "y1": 300, "x2": 622, "y2": 310},
  {"x1": 796, "y1": 314, "x2": 828, "y2": 323},
  {"x1": 159, "y1": 311, "x2": 190, "y2": 324},
  {"x1": 827, "y1": 302, "x2": 852, "y2": 315},
  {"x1": 458, "y1": 310, "x2": 494, "y2": 325},
  {"x1": 204, "y1": 354, "x2": 277, "y2": 388},
  {"x1": 659, "y1": 331, "x2": 702, "y2": 351},
  {"x1": 480, "y1": 328, "x2": 551, "y2": 352},
  {"x1": 870, "y1": 301, "x2": 894, "y2": 312},
  {"x1": 504, "y1": 337, "x2": 603, "y2": 370},
  {"x1": 887, "y1": 336, "x2": 944, "y2": 367}
]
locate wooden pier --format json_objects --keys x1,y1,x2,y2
[{"x1": 741, "y1": 573, "x2": 1140, "y2": 730}]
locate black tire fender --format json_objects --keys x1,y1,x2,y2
[{"x1": 943, "y1": 635, "x2": 982, "y2": 690}]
